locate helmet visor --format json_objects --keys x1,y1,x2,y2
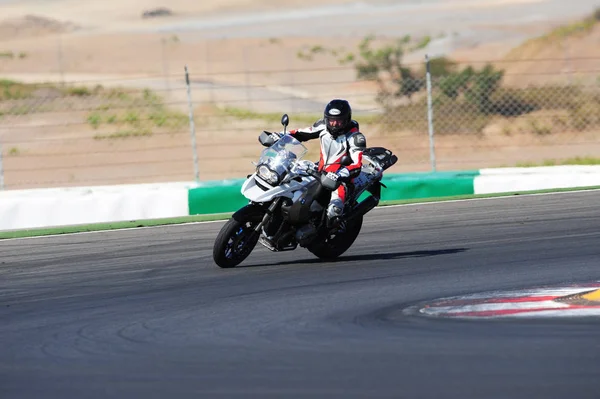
[{"x1": 327, "y1": 118, "x2": 344, "y2": 129}]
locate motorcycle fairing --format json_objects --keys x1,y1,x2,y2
[{"x1": 241, "y1": 173, "x2": 315, "y2": 203}]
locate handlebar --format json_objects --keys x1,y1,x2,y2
[
  {"x1": 305, "y1": 168, "x2": 321, "y2": 179},
  {"x1": 294, "y1": 163, "x2": 342, "y2": 191}
]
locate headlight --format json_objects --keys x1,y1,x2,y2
[{"x1": 257, "y1": 165, "x2": 280, "y2": 185}]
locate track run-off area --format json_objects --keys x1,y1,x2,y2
[{"x1": 1, "y1": 191, "x2": 599, "y2": 398}]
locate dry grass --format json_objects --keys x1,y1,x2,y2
[{"x1": 506, "y1": 9, "x2": 599, "y2": 61}]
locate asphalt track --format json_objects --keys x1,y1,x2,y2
[{"x1": 1, "y1": 191, "x2": 599, "y2": 398}]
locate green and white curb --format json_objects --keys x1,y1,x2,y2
[
  {"x1": 188, "y1": 165, "x2": 600, "y2": 214},
  {"x1": 188, "y1": 170, "x2": 480, "y2": 215},
  {"x1": 1, "y1": 166, "x2": 599, "y2": 231}
]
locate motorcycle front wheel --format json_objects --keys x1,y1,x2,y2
[{"x1": 213, "y1": 218, "x2": 260, "y2": 268}]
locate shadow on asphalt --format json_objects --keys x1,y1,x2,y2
[{"x1": 243, "y1": 248, "x2": 468, "y2": 267}]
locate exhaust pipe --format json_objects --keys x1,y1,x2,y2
[{"x1": 347, "y1": 196, "x2": 379, "y2": 221}]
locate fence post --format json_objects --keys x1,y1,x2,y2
[
  {"x1": 185, "y1": 66, "x2": 200, "y2": 182},
  {"x1": 57, "y1": 35, "x2": 65, "y2": 87},
  {"x1": 243, "y1": 46, "x2": 251, "y2": 109},
  {"x1": 425, "y1": 54, "x2": 437, "y2": 172},
  {"x1": 0, "y1": 140, "x2": 4, "y2": 190},
  {"x1": 161, "y1": 38, "x2": 171, "y2": 92},
  {"x1": 205, "y1": 41, "x2": 214, "y2": 103}
]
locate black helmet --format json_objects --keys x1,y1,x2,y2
[{"x1": 324, "y1": 99, "x2": 352, "y2": 137}]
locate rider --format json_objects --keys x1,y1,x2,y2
[{"x1": 288, "y1": 99, "x2": 367, "y2": 225}]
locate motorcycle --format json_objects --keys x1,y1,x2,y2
[{"x1": 212, "y1": 113, "x2": 397, "y2": 268}]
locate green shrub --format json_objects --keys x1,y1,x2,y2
[
  {"x1": 94, "y1": 129, "x2": 152, "y2": 140},
  {"x1": 0, "y1": 79, "x2": 17, "y2": 88},
  {"x1": 378, "y1": 96, "x2": 489, "y2": 135},
  {"x1": 436, "y1": 64, "x2": 505, "y2": 113},
  {"x1": 124, "y1": 111, "x2": 139, "y2": 125},
  {"x1": 438, "y1": 67, "x2": 473, "y2": 99},
  {"x1": 0, "y1": 80, "x2": 35, "y2": 100},
  {"x1": 149, "y1": 110, "x2": 168, "y2": 127},
  {"x1": 67, "y1": 86, "x2": 91, "y2": 96},
  {"x1": 490, "y1": 90, "x2": 536, "y2": 116},
  {"x1": 425, "y1": 57, "x2": 459, "y2": 77},
  {"x1": 413, "y1": 36, "x2": 431, "y2": 50},
  {"x1": 463, "y1": 65, "x2": 504, "y2": 114},
  {"x1": 87, "y1": 113, "x2": 102, "y2": 129},
  {"x1": 143, "y1": 89, "x2": 162, "y2": 106}
]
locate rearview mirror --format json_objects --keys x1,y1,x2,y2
[
  {"x1": 281, "y1": 114, "x2": 289, "y2": 128},
  {"x1": 258, "y1": 131, "x2": 275, "y2": 147}
]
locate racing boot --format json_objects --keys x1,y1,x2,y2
[{"x1": 326, "y1": 200, "x2": 343, "y2": 228}]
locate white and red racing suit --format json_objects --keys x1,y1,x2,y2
[{"x1": 289, "y1": 118, "x2": 367, "y2": 218}]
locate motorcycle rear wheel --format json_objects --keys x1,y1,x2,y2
[
  {"x1": 307, "y1": 215, "x2": 363, "y2": 260},
  {"x1": 213, "y1": 218, "x2": 260, "y2": 268}
]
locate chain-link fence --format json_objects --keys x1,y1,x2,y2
[
  {"x1": 0, "y1": 75, "x2": 196, "y2": 189},
  {"x1": 0, "y1": 57, "x2": 599, "y2": 189},
  {"x1": 427, "y1": 67, "x2": 600, "y2": 171},
  {"x1": 367, "y1": 57, "x2": 600, "y2": 172}
]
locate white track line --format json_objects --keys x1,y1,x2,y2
[{"x1": 373, "y1": 188, "x2": 600, "y2": 210}]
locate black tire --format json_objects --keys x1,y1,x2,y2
[
  {"x1": 213, "y1": 218, "x2": 260, "y2": 268},
  {"x1": 307, "y1": 215, "x2": 363, "y2": 260}
]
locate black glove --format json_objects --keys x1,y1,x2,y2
[{"x1": 321, "y1": 171, "x2": 341, "y2": 191}]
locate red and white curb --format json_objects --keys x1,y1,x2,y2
[{"x1": 414, "y1": 283, "x2": 600, "y2": 319}]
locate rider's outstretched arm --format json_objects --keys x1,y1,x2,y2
[{"x1": 289, "y1": 119, "x2": 326, "y2": 142}]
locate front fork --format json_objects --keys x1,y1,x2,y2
[{"x1": 253, "y1": 198, "x2": 281, "y2": 234}]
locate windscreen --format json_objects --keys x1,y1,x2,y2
[{"x1": 258, "y1": 134, "x2": 308, "y2": 172}]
